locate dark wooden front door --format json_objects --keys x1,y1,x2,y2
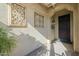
[{"x1": 58, "y1": 14, "x2": 71, "y2": 43}]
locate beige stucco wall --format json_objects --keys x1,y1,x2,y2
[
  {"x1": 0, "y1": 3, "x2": 51, "y2": 56},
  {"x1": 0, "y1": 3, "x2": 79, "y2": 55},
  {"x1": 76, "y1": 4, "x2": 79, "y2": 52}
]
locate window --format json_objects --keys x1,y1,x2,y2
[
  {"x1": 10, "y1": 3, "x2": 26, "y2": 27},
  {"x1": 34, "y1": 12, "x2": 44, "y2": 27}
]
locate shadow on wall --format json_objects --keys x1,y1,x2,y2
[
  {"x1": 0, "y1": 22, "x2": 11, "y2": 31},
  {"x1": 0, "y1": 22, "x2": 18, "y2": 38},
  {"x1": 0, "y1": 21, "x2": 76, "y2": 56},
  {"x1": 0, "y1": 21, "x2": 50, "y2": 56},
  {"x1": 16, "y1": 33, "x2": 49, "y2": 56}
]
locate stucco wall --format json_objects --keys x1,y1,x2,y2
[
  {"x1": 0, "y1": 3, "x2": 79, "y2": 55},
  {"x1": 0, "y1": 3, "x2": 51, "y2": 56},
  {"x1": 76, "y1": 4, "x2": 79, "y2": 52}
]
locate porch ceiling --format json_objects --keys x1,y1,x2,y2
[{"x1": 40, "y1": 3, "x2": 56, "y2": 8}]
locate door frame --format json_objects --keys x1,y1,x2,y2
[
  {"x1": 54, "y1": 11, "x2": 73, "y2": 43},
  {"x1": 58, "y1": 14, "x2": 72, "y2": 43}
]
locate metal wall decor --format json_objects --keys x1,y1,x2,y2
[
  {"x1": 34, "y1": 12, "x2": 44, "y2": 27},
  {"x1": 10, "y1": 3, "x2": 26, "y2": 27}
]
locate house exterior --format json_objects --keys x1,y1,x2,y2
[{"x1": 0, "y1": 3, "x2": 79, "y2": 56}]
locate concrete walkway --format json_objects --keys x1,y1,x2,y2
[
  {"x1": 26, "y1": 39, "x2": 79, "y2": 56},
  {"x1": 50, "y1": 39, "x2": 74, "y2": 56}
]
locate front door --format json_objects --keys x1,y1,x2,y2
[{"x1": 58, "y1": 14, "x2": 72, "y2": 44}]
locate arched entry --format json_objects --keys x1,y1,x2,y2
[
  {"x1": 50, "y1": 4, "x2": 79, "y2": 55},
  {"x1": 50, "y1": 4, "x2": 79, "y2": 52},
  {"x1": 53, "y1": 9, "x2": 73, "y2": 44},
  {"x1": 58, "y1": 13, "x2": 72, "y2": 43},
  {"x1": 50, "y1": 9, "x2": 75, "y2": 56}
]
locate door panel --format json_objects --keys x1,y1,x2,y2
[{"x1": 58, "y1": 14, "x2": 72, "y2": 43}]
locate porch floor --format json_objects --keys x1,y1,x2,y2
[
  {"x1": 26, "y1": 39, "x2": 79, "y2": 56},
  {"x1": 50, "y1": 39, "x2": 75, "y2": 56}
]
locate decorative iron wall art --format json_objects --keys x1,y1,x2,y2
[
  {"x1": 10, "y1": 3, "x2": 26, "y2": 27},
  {"x1": 34, "y1": 12, "x2": 44, "y2": 28}
]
